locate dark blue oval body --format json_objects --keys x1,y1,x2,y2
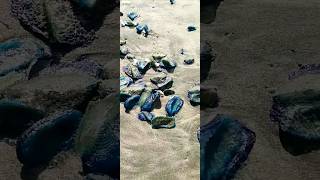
[
  {"x1": 124, "y1": 95, "x2": 140, "y2": 112},
  {"x1": 16, "y1": 110, "x2": 82, "y2": 166},
  {"x1": 165, "y1": 96, "x2": 184, "y2": 117},
  {"x1": 141, "y1": 91, "x2": 160, "y2": 112},
  {"x1": 138, "y1": 111, "x2": 155, "y2": 122}
]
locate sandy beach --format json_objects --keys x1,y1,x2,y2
[
  {"x1": 0, "y1": 0, "x2": 319, "y2": 179},
  {"x1": 120, "y1": 0, "x2": 200, "y2": 179},
  {"x1": 202, "y1": 0, "x2": 320, "y2": 179}
]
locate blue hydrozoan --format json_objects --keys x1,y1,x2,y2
[
  {"x1": 76, "y1": 95, "x2": 119, "y2": 178},
  {"x1": 0, "y1": 99, "x2": 45, "y2": 138},
  {"x1": 138, "y1": 111, "x2": 155, "y2": 122},
  {"x1": 141, "y1": 91, "x2": 160, "y2": 112},
  {"x1": 165, "y1": 96, "x2": 184, "y2": 117},
  {"x1": 16, "y1": 110, "x2": 82, "y2": 166},
  {"x1": 200, "y1": 114, "x2": 256, "y2": 180},
  {"x1": 124, "y1": 95, "x2": 140, "y2": 112}
]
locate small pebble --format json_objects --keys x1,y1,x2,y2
[{"x1": 160, "y1": 57, "x2": 177, "y2": 70}]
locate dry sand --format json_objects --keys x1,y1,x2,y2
[
  {"x1": 120, "y1": 0, "x2": 200, "y2": 179},
  {"x1": 0, "y1": 0, "x2": 119, "y2": 179},
  {"x1": 202, "y1": 0, "x2": 320, "y2": 179},
  {"x1": 1, "y1": 0, "x2": 320, "y2": 179}
]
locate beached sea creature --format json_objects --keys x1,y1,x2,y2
[
  {"x1": 75, "y1": 94, "x2": 119, "y2": 178},
  {"x1": 127, "y1": 12, "x2": 138, "y2": 21},
  {"x1": 271, "y1": 89, "x2": 320, "y2": 155},
  {"x1": 11, "y1": 0, "x2": 88, "y2": 47},
  {"x1": 124, "y1": 19, "x2": 139, "y2": 27},
  {"x1": 131, "y1": 79, "x2": 146, "y2": 88},
  {"x1": 120, "y1": 85, "x2": 145, "y2": 102},
  {"x1": 16, "y1": 110, "x2": 82, "y2": 166},
  {"x1": 1, "y1": 67, "x2": 99, "y2": 114},
  {"x1": 120, "y1": 75, "x2": 133, "y2": 90},
  {"x1": 0, "y1": 38, "x2": 51, "y2": 77},
  {"x1": 159, "y1": 57, "x2": 177, "y2": 70},
  {"x1": 150, "y1": 73, "x2": 173, "y2": 91},
  {"x1": 0, "y1": 99, "x2": 45, "y2": 138},
  {"x1": 71, "y1": 0, "x2": 116, "y2": 10},
  {"x1": 124, "y1": 95, "x2": 140, "y2": 112},
  {"x1": 11, "y1": 0, "x2": 48, "y2": 38},
  {"x1": 163, "y1": 89, "x2": 175, "y2": 96},
  {"x1": 136, "y1": 59, "x2": 151, "y2": 73},
  {"x1": 138, "y1": 88, "x2": 153, "y2": 107},
  {"x1": 11, "y1": 0, "x2": 118, "y2": 48},
  {"x1": 166, "y1": 96, "x2": 184, "y2": 117},
  {"x1": 157, "y1": 77, "x2": 173, "y2": 90},
  {"x1": 143, "y1": 25, "x2": 150, "y2": 36},
  {"x1": 150, "y1": 72, "x2": 167, "y2": 84},
  {"x1": 38, "y1": 56, "x2": 105, "y2": 80},
  {"x1": 151, "y1": 116, "x2": 175, "y2": 129},
  {"x1": 200, "y1": 114, "x2": 255, "y2": 180},
  {"x1": 188, "y1": 85, "x2": 200, "y2": 106},
  {"x1": 136, "y1": 24, "x2": 150, "y2": 36},
  {"x1": 138, "y1": 111, "x2": 154, "y2": 122},
  {"x1": 156, "y1": 90, "x2": 165, "y2": 97},
  {"x1": 124, "y1": 64, "x2": 143, "y2": 80},
  {"x1": 141, "y1": 91, "x2": 160, "y2": 112}
]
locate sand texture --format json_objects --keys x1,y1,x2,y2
[
  {"x1": 0, "y1": 0, "x2": 119, "y2": 179},
  {"x1": 120, "y1": 0, "x2": 200, "y2": 179},
  {"x1": 202, "y1": 0, "x2": 320, "y2": 179}
]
